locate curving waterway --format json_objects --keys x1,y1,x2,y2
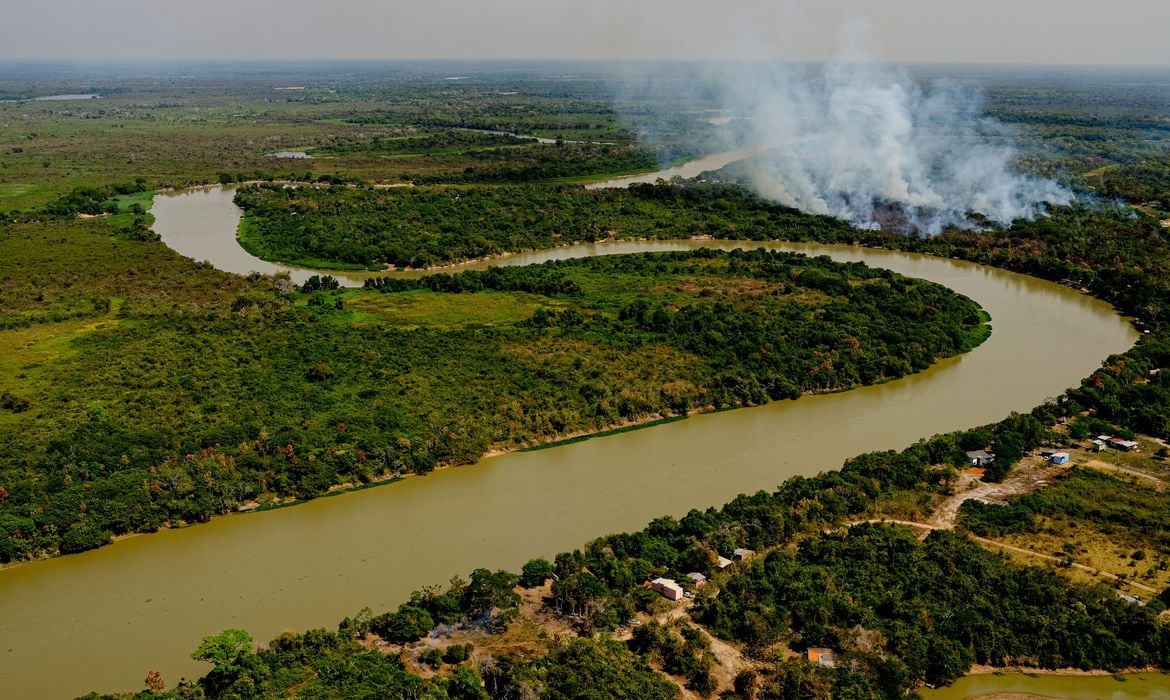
[
  {"x1": 922, "y1": 672, "x2": 1170, "y2": 699},
  {"x1": 0, "y1": 180, "x2": 1145, "y2": 698}
]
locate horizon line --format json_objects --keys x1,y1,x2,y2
[{"x1": 1, "y1": 57, "x2": 1168, "y2": 70}]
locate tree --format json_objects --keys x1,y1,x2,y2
[
  {"x1": 463, "y1": 568, "x2": 520, "y2": 619},
  {"x1": 192, "y1": 628, "x2": 253, "y2": 675},
  {"x1": 447, "y1": 665, "x2": 489, "y2": 699},
  {"x1": 370, "y1": 605, "x2": 434, "y2": 643},
  {"x1": 306, "y1": 362, "x2": 334, "y2": 382},
  {"x1": 519, "y1": 557, "x2": 554, "y2": 587},
  {"x1": 143, "y1": 670, "x2": 165, "y2": 693}
]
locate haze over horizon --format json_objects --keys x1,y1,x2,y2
[{"x1": 5, "y1": 0, "x2": 1170, "y2": 67}]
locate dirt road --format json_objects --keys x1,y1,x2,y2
[
  {"x1": 854, "y1": 519, "x2": 1159, "y2": 595},
  {"x1": 929, "y1": 456, "x2": 1067, "y2": 528}
]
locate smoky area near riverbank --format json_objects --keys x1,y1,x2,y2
[{"x1": 608, "y1": 38, "x2": 1072, "y2": 235}]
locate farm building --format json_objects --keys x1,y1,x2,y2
[
  {"x1": 807, "y1": 648, "x2": 836, "y2": 667},
  {"x1": 733, "y1": 548, "x2": 755, "y2": 562},
  {"x1": 965, "y1": 450, "x2": 996, "y2": 466},
  {"x1": 650, "y1": 577, "x2": 684, "y2": 601},
  {"x1": 1098, "y1": 435, "x2": 1140, "y2": 452}
]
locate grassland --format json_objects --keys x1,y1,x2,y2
[
  {"x1": 962, "y1": 452, "x2": 1170, "y2": 593},
  {"x1": 0, "y1": 67, "x2": 694, "y2": 213},
  {"x1": 340, "y1": 289, "x2": 567, "y2": 329}
]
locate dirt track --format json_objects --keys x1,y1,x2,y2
[
  {"x1": 855, "y1": 518, "x2": 1159, "y2": 595},
  {"x1": 929, "y1": 456, "x2": 1068, "y2": 528}
]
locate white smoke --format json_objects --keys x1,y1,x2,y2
[{"x1": 697, "y1": 51, "x2": 1073, "y2": 234}]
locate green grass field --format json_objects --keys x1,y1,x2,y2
[{"x1": 342, "y1": 289, "x2": 567, "y2": 329}]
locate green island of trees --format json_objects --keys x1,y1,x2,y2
[
  {"x1": 0, "y1": 239, "x2": 987, "y2": 563},
  {"x1": 232, "y1": 181, "x2": 854, "y2": 270}
]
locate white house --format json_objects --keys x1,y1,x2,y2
[{"x1": 965, "y1": 450, "x2": 995, "y2": 467}]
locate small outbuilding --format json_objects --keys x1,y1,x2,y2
[
  {"x1": 650, "y1": 577, "x2": 684, "y2": 601},
  {"x1": 1050, "y1": 452, "x2": 1070, "y2": 465},
  {"x1": 807, "y1": 648, "x2": 836, "y2": 668},
  {"x1": 1097, "y1": 435, "x2": 1140, "y2": 452},
  {"x1": 1090, "y1": 439, "x2": 1107, "y2": 453},
  {"x1": 1110, "y1": 438, "x2": 1140, "y2": 452},
  {"x1": 733, "y1": 548, "x2": 755, "y2": 562},
  {"x1": 965, "y1": 450, "x2": 996, "y2": 467},
  {"x1": 716, "y1": 556, "x2": 733, "y2": 570},
  {"x1": 686, "y1": 572, "x2": 708, "y2": 587}
]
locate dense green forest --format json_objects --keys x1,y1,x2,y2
[
  {"x1": 0, "y1": 243, "x2": 985, "y2": 562},
  {"x1": 702, "y1": 526, "x2": 1167, "y2": 687},
  {"x1": 1099, "y1": 157, "x2": 1170, "y2": 208},
  {"x1": 233, "y1": 182, "x2": 853, "y2": 269}
]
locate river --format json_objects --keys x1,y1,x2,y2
[
  {"x1": 585, "y1": 145, "x2": 765, "y2": 189},
  {"x1": 0, "y1": 179, "x2": 1145, "y2": 698},
  {"x1": 922, "y1": 672, "x2": 1170, "y2": 699}
]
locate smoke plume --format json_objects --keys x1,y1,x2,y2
[{"x1": 661, "y1": 47, "x2": 1073, "y2": 234}]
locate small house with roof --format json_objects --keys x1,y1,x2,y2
[
  {"x1": 1098, "y1": 435, "x2": 1140, "y2": 452},
  {"x1": 650, "y1": 577, "x2": 684, "y2": 601},
  {"x1": 1109, "y1": 438, "x2": 1140, "y2": 452},
  {"x1": 965, "y1": 450, "x2": 995, "y2": 467},
  {"x1": 807, "y1": 648, "x2": 836, "y2": 667}
]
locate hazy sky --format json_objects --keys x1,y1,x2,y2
[{"x1": 4, "y1": 0, "x2": 1169, "y2": 65}]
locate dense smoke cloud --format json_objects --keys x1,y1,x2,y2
[{"x1": 692, "y1": 53, "x2": 1073, "y2": 234}]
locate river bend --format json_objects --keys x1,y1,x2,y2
[{"x1": 0, "y1": 182, "x2": 1140, "y2": 698}]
